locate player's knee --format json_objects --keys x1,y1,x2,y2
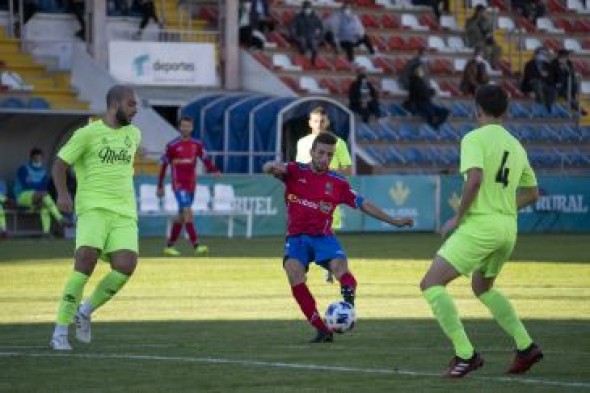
[{"x1": 74, "y1": 247, "x2": 100, "y2": 275}]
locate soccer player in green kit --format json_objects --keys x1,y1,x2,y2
[
  {"x1": 50, "y1": 85, "x2": 141, "y2": 350},
  {"x1": 420, "y1": 85, "x2": 543, "y2": 377}
]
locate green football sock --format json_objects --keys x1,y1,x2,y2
[
  {"x1": 40, "y1": 208, "x2": 51, "y2": 233},
  {"x1": 423, "y1": 285, "x2": 474, "y2": 359},
  {"x1": 42, "y1": 195, "x2": 63, "y2": 221},
  {"x1": 86, "y1": 270, "x2": 130, "y2": 311},
  {"x1": 56, "y1": 271, "x2": 89, "y2": 325},
  {"x1": 479, "y1": 288, "x2": 533, "y2": 351}
]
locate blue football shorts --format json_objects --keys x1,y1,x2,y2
[
  {"x1": 284, "y1": 234, "x2": 347, "y2": 269},
  {"x1": 174, "y1": 189, "x2": 194, "y2": 211}
]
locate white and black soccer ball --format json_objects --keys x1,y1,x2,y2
[{"x1": 324, "y1": 300, "x2": 356, "y2": 333}]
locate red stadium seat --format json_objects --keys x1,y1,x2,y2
[
  {"x1": 197, "y1": 6, "x2": 218, "y2": 23},
  {"x1": 373, "y1": 57, "x2": 396, "y2": 73},
  {"x1": 548, "y1": 0, "x2": 567, "y2": 12},
  {"x1": 429, "y1": 58, "x2": 453, "y2": 75},
  {"x1": 572, "y1": 20, "x2": 590, "y2": 33},
  {"x1": 439, "y1": 80, "x2": 462, "y2": 97},
  {"x1": 381, "y1": 14, "x2": 400, "y2": 29},
  {"x1": 340, "y1": 77, "x2": 355, "y2": 94},
  {"x1": 251, "y1": 51, "x2": 272, "y2": 69},
  {"x1": 388, "y1": 35, "x2": 406, "y2": 51},
  {"x1": 361, "y1": 14, "x2": 380, "y2": 28},
  {"x1": 292, "y1": 54, "x2": 313, "y2": 71},
  {"x1": 407, "y1": 36, "x2": 426, "y2": 51},
  {"x1": 503, "y1": 80, "x2": 525, "y2": 98},
  {"x1": 369, "y1": 34, "x2": 390, "y2": 51},
  {"x1": 280, "y1": 76, "x2": 302, "y2": 93},
  {"x1": 419, "y1": 15, "x2": 440, "y2": 31},
  {"x1": 497, "y1": 59, "x2": 514, "y2": 77},
  {"x1": 544, "y1": 37, "x2": 562, "y2": 51},
  {"x1": 267, "y1": 32, "x2": 290, "y2": 49},
  {"x1": 314, "y1": 55, "x2": 334, "y2": 72},
  {"x1": 490, "y1": 0, "x2": 509, "y2": 11},
  {"x1": 393, "y1": 57, "x2": 409, "y2": 73},
  {"x1": 333, "y1": 57, "x2": 354, "y2": 72},
  {"x1": 319, "y1": 78, "x2": 341, "y2": 95},
  {"x1": 554, "y1": 18, "x2": 574, "y2": 33},
  {"x1": 582, "y1": 38, "x2": 590, "y2": 49},
  {"x1": 516, "y1": 17, "x2": 537, "y2": 32}
]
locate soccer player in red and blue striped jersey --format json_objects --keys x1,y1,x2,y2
[
  {"x1": 157, "y1": 116, "x2": 219, "y2": 256},
  {"x1": 264, "y1": 132, "x2": 414, "y2": 342}
]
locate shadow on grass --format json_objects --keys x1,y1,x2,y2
[
  {"x1": 0, "y1": 319, "x2": 588, "y2": 392},
  {"x1": 1, "y1": 233, "x2": 589, "y2": 263}
]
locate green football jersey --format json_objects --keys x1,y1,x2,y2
[
  {"x1": 460, "y1": 124, "x2": 537, "y2": 217},
  {"x1": 58, "y1": 120, "x2": 141, "y2": 219}
]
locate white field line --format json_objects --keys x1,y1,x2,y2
[{"x1": 0, "y1": 351, "x2": 589, "y2": 389}]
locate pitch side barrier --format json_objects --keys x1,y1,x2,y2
[{"x1": 135, "y1": 175, "x2": 590, "y2": 237}]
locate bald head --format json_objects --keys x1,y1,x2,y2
[{"x1": 106, "y1": 85, "x2": 135, "y2": 109}]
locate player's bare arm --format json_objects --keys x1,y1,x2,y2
[
  {"x1": 263, "y1": 161, "x2": 287, "y2": 176},
  {"x1": 441, "y1": 167, "x2": 483, "y2": 237},
  {"x1": 52, "y1": 157, "x2": 73, "y2": 214},
  {"x1": 517, "y1": 186, "x2": 539, "y2": 209},
  {"x1": 156, "y1": 162, "x2": 168, "y2": 198},
  {"x1": 360, "y1": 199, "x2": 414, "y2": 227}
]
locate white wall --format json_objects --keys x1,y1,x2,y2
[{"x1": 70, "y1": 46, "x2": 178, "y2": 157}]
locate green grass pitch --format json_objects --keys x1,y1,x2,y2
[{"x1": 0, "y1": 233, "x2": 589, "y2": 392}]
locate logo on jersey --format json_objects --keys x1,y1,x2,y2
[
  {"x1": 319, "y1": 201, "x2": 333, "y2": 213},
  {"x1": 448, "y1": 192, "x2": 461, "y2": 212},
  {"x1": 287, "y1": 193, "x2": 318, "y2": 209},
  {"x1": 297, "y1": 178, "x2": 307, "y2": 184},
  {"x1": 389, "y1": 181, "x2": 410, "y2": 206},
  {"x1": 98, "y1": 147, "x2": 132, "y2": 165},
  {"x1": 325, "y1": 182, "x2": 333, "y2": 195},
  {"x1": 125, "y1": 136, "x2": 132, "y2": 148}
]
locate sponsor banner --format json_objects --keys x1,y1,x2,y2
[
  {"x1": 360, "y1": 175, "x2": 437, "y2": 232},
  {"x1": 339, "y1": 176, "x2": 363, "y2": 232},
  {"x1": 136, "y1": 175, "x2": 284, "y2": 237},
  {"x1": 109, "y1": 41, "x2": 217, "y2": 86},
  {"x1": 440, "y1": 175, "x2": 590, "y2": 233}
]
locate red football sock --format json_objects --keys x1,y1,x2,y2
[
  {"x1": 185, "y1": 222, "x2": 198, "y2": 245},
  {"x1": 339, "y1": 272, "x2": 357, "y2": 290},
  {"x1": 167, "y1": 222, "x2": 182, "y2": 246},
  {"x1": 291, "y1": 283, "x2": 329, "y2": 332}
]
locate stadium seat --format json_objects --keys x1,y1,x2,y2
[
  {"x1": 430, "y1": 79, "x2": 451, "y2": 97},
  {"x1": 508, "y1": 102, "x2": 531, "y2": 118},
  {"x1": 354, "y1": 55, "x2": 383, "y2": 73},
  {"x1": 438, "y1": 123, "x2": 459, "y2": 141},
  {"x1": 319, "y1": 78, "x2": 341, "y2": 94},
  {"x1": 369, "y1": 35, "x2": 390, "y2": 52},
  {"x1": 28, "y1": 97, "x2": 50, "y2": 109},
  {"x1": 361, "y1": 13, "x2": 381, "y2": 28},
  {"x1": 1, "y1": 97, "x2": 26, "y2": 109},
  {"x1": 564, "y1": 38, "x2": 590, "y2": 54},
  {"x1": 381, "y1": 14, "x2": 400, "y2": 29},
  {"x1": 543, "y1": 37, "x2": 562, "y2": 52},
  {"x1": 292, "y1": 54, "x2": 313, "y2": 71},
  {"x1": 407, "y1": 36, "x2": 426, "y2": 50},
  {"x1": 388, "y1": 36, "x2": 406, "y2": 51},
  {"x1": 356, "y1": 123, "x2": 379, "y2": 141},
  {"x1": 419, "y1": 15, "x2": 440, "y2": 30},
  {"x1": 381, "y1": 78, "x2": 405, "y2": 96},
  {"x1": 299, "y1": 76, "x2": 329, "y2": 94},
  {"x1": 446, "y1": 36, "x2": 470, "y2": 53},
  {"x1": 440, "y1": 15, "x2": 462, "y2": 32},
  {"x1": 397, "y1": 123, "x2": 420, "y2": 141},
  {"x1": 388, "y1": 102, "x2": 411, "y2": 117},
  {"x1": 450, "y1": 102, "x2": 473, "y2": 117},
  {"x1": 524, "y1": 37, "x2": 543, "y2": 51},
  {"x1": 272, "y1": 54, "x2": 303, "y2": 71},
  {"x1": 536, "y1": 17, "x2": 565, "y2": 33},
  {"x1": 497, "y1": 16, "x2": 516, "y2": 31},
  {"x1": 267, "y1": 32, "x2": 290, "y2": 49},
  {"x1": 428, "y1": 36, "x2": 448, "y2": 52},
  {"x1": 373, "y1": 56, "x2": 396, "y2": 73},
  {"x1": 516, "y1": 17, "x2": 537, "y2": 33},
  {"x1": 430, "y1": 59, "x2": 453, "y2": 74},
  {"x1": 439, "y1": 80, "x2": 462, "y2": 97},
  {"x1": 252, "y1": 51, "x2": 272, "y2": 68},
  {"x1": 548, "y1": 0, "x2": 567, "y2": 12},
  {"x1": 401, "y1": 14, "x2": 429, "y2": 31}
]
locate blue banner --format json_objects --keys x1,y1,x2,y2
[
  {"x1": 439, "y1": 175, "x2": 590, "y2": 233},
  {"x1": 360, "y1": 175, "x2": 437, "y2": 232}
]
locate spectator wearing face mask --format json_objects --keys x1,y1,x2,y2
[
  {"x1": 405, "y1": 65, "x2": 450, "y2": 129},
  {"x1": 460, "y1": 47, "x2": 490, "y2": 95},
  {"x1": 349, "y1": 70, "x2": 381, "y2": 123},
  {"x1": 521, "y1": 47, "x2": 556, "y2": 111},
  {"x1": 464, "y1": 5, "x2": 501, "y2": 68},
  {"x1": 289, "y1": 1, "x2": 324, "y2": 66},
  {"x1": 323, "y1": 4, "x2": 375, "y2": 62},
  {"x1": 398, "y1": 48, "x2": 430, "y2": 91},
  {"x1": 14, "y1": 148, "x2": 66, "y2": 236}
]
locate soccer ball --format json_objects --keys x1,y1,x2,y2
[{"x1": 324, "y1": 300, "x2": 356, "y2": 333}]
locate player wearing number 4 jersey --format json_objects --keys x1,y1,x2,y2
[{"x1": 419, "y1": 85, "x2": 543, "y2": 378}]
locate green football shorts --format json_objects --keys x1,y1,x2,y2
[
  {"x1": 76, "y1": 208, "x2": 138, "y2": 260},
  {"x1": 438, "y1": 215, "x2": 517, "y2": 278}
]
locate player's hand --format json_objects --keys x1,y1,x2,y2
[
  {"x1": 56, "y1": 193, "x2": 74, "y2": 214},
  {"x1": 156, "y1": 186, "x2": 164, "y2": 198},
  {"x1": 440, "y1": 216, "x2": 458, "y2": 238},
  {"x1": 264, "y1": 161, "x2": 285, "y2": 175},
  {"x1": 395, "y1": 217, "x2": 414, "y2": 227}
]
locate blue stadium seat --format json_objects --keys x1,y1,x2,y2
[
  {"x1": 508, "y1": 103, "x2": 531, "y2": 118},
  {"x1": 449, "y1": 102, "x2": 472, "y2": 118},
  {"x1": 28, "y1": 97, "x2": 50, "y2": 110},
  {"x1": 364, "y1": 146, "x2": 385, "y2": 165},
  {"x1": 385, "y1": 146, "x2": 405, "y2": 165},
  {"x1": 438, "y1": 123, "x2": 459, "y2": 142},
  {"x1": 389, "y1": 102, "x2": 411, "y2": 117},
  {"x1": 357, "y1": 123, "x2": 378, "y2": 142},
  {"x1": 397, "y1": 123, "x2": 419, "y2": 141},
  {"x1": 1, "y1": 97, "x2": 26, "y2": 109},
  {"x1": 378, "y1": 122, "x2": 399, "y2": 142},
  {"x1": 456, "y1": 123, "x2": 476, "y2": 137},
  {"x1": 417, "y1": 124, "x2": 439, "y2": 142}
]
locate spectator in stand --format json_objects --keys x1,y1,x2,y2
[
  {"x1": 349, "y1": 70, "x2": 381, "y2": 123},
  {"x1": 239, "y1": 1, "x2": 265, "y2": 50},
  {"x1": 513, "y1": 0, "x2": 545, "y2": 24},
  {"x1": 464, "y1": 5, "x2": 501, "y2": 68},
  {"x1": 550, "y1": 49, "x2": 582, "y2": 112},
  {"x1": 521, "y1": 47, "x2": 556, "y2": 112},
  {"x1": 249, "y1": 0, "x2": 274, "y2": 35},
  {"x1": 6, "y1": 0, "x2": 37, "y2": 38},
  {"x1": 404, "y1": 65, "x2": 450, "y2": 129},
  {"x1": 134, "y1": 0, "x2": 162, "y2": 39},
  {"x1": 398, "y1": 48, "x2": 430, "y2": 91},
  {"x1": 0, "y1": 61, "x2": 33, "y2": 90},
  {"x1": 323, "y1": 3, "x2": 375, "y2": 62},
  {"x1": 66, "y1": 0, "x2": 86, "y2": 40},
  {"x1": 412, "y1": 0, "x2": 449, "y2": 20},
  {"x1": 460, "y1": 47, "x2": 490, "y2": 96},
  {"x1": 289, "y1": 1, "x2": 324, "y2": 66}
]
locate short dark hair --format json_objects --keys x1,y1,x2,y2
[
  {"x1": 106, "y1": 85, "x2": 134, "y2": 108},
  {"x1": 475, "y1": 85, "x2": 509, "y2": 118},
  {"x1": 30, "y1": 147, "x2": 43, "y2": 159},
  {"x1": 312, "y1": 131, "x2": 338, "y2": 149},
  {"x1": 178, "y1": 115, "x2": 194, "y2": 125}
]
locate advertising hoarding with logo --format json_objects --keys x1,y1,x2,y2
[{"x1": 109, "y1": 41, "x2": 218, "y2": 86}]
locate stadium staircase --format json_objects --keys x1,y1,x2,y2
[
  {"x1": 0, "y1": 27, "x2": 89, "y2": 110},
  {"x1": 236, "y1": 0, "x2": 589, "y2": 174},
  {"x1": 155, "y1": 0, "x2": 218, "y2": 43}
]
